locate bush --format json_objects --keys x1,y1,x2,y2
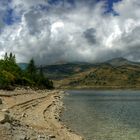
[
  {"x1": 0, "y1": 71, "x2": 15, "y2": 90},
  {"x1": 0, "y1": 53, "x2": 54, "y2": 90}
]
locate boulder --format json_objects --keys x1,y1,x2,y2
[
  {"x1": 0, "y1": 112, "x2": 10, "y2": 123},
  {"x1": 1, "y1": 109, "x2": 10, "y2": 113}
]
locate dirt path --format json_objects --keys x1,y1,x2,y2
[{"x1": 0, "y1": 89, "x2": 83, "y2": 140}]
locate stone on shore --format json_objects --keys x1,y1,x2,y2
[
  {"x1": 1, "y1": 109, "x2": 10, "y2": 113},
  {"x1": 48, "y1": 135, "x2": 56, "y2": 138},
  {"x1": 0, "y1": 112, "x2": 10, "y2": 123}
]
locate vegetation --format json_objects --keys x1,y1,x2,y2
[
  {"x1": 0, "y1": 53, "x2": 53, "y2": 90},
  {"x1": 41, "y1": 63, "x2": 95, "y2": 80},
  {"x1": 52, "y1": 60, "x2": 140, "y2": 89}
]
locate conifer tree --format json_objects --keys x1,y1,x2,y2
[
  {"x1": 27, "y1": 59, "x2": 36, "y2": 75},
  {"x1": 4, "y1": 53, "x2": 8, "y2": 61}
]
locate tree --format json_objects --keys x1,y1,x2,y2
[
  {"x1": 4, "y1": 52, "x2": 16, "y2": 63},
  {"x1": 9, "y1": 53, "x2": 16, "y2": 63},
  {"x1": 27, "y1": 59, "x2": 36, "y2": 75},
  {"x1": 4, "y1": 53, "x2": 8, "y2": 61},
  {"x1": 39, "y1": 66, "x2": 44, "y2": 78},
  {"x1": 0, "y1": 53, "x2": 54, "y2": 90}
]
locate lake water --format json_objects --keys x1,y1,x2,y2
[{"x1": 61, "y1": 90, "x2": 140, "y2": 140}]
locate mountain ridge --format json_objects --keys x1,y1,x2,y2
[
  {"x1": 39, "y1": 57, "x2": 140, "y2": 80},
  {"x1": 105, "y1": 57, "x2": 140, "y2": 67},
  {"x1": 46, "y1": 58, "x2": 140, "y2": 89},
  {"x1": 17, "y1": 58, "x2": 140, "y2": 89}
]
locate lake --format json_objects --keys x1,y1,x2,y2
[{"x1": 61, "y1": 90, "x2": 140, "y2": 140}]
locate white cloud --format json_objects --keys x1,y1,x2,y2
[{"x1": 0, "y1": 0, "x2": 140, "y2": 64}]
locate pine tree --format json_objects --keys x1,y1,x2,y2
[
  {"x1": 27, "y1": 59, "x2": 36, "y2": 75},
  {"x1": 4, "y1": 53, "x2": 8, "y2": 61},
  {"x1": 9, "y1": 53, "x2": 16, "y2": 63},
  {"x1": 39, "y1": 66, "x2": 44, "y2": 78}
]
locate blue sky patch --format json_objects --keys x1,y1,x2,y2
[
  {"x1": 3, "y1": 8, "x2": 20, "y2": 25},
  {"x1": 3, "y1": 0, "x2": 122, "y2": 26}
]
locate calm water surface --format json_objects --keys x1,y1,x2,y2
[{"x1": 61, "y1": 90, "x2": 140, "y2": 140}]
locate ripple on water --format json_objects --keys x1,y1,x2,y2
[{"x1": 61, "y1": 90, "x2": 140, "y2": 140}]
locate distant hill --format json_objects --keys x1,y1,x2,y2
[
  {"x1": 57, "y1": 64, "x2": 140, "y2": 89},
  {"x1": 41, "y1": 62, "x2": 95, "y2": 80},
  {"x1": 40, "y1": 57, "x2": 140, "y2": 80},
  {"x1": 105, "y1": 57, "x2": 140, "y2": 67},
  {"x1": 40, "y1": 58, "x2": 140, "y2": 89}
]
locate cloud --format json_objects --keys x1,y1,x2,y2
[
  {"x1": 0, "y1": 0, "x2": 140, "y2": 64},
  {"x1": 84, "y1": 28, "x2": 97, "y2": 44}
]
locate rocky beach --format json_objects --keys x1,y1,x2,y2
[{"x1": 0, "y1": 89, "x2": 83, "y2": 140}]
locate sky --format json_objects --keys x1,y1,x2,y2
[{"x1": 0, "y1": 0, "x2": 140, "y2": 64}]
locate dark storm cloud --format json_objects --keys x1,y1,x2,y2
[{"x1": 84, "y1": 28, "x2": 97, "y2": 44}]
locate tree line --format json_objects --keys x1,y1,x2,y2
[{"x1": 0, "y1": 53, "x2": 54, "y2": 90}]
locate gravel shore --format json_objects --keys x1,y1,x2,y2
[{"x1": 0, "y1": 89, "x2": 83, "y2": 140}]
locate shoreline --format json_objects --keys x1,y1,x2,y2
[
  {"x1": 59, "y1": 86, "x2": 140, "y2": 90},
  {"x1": 48, "y1": 90, "x2": 84, "y2": 140},
  {"x1": 0, "y1": 89, "x2": 83, "y2": 140}
]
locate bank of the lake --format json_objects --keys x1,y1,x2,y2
[
  {"x1": 0, "y1": 89, "x2": 83, "y2": 140},
  {"x1": 61, "y1": 90, "x2": 140, "y2": 140}
]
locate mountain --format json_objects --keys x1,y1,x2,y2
[
  {"x1": 105, "y1": 57, "x2": 140, "y2": 67},
  {"x1": 57, "y1": 64, "x2": 140, "y2": 89},
  {"x1": 41, "y1": 62, "x2": 95, "y2": 80},
  {"x1": 41, "y1": 57, "x2": 140, "y2": 80},
  {"x1": 40, "y1": 58, "x2": 140, "y2": 89}
]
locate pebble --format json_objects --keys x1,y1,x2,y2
[
  {"x1": 48, "y1": 135, "x2": 56, "y2": 139},
  {"x1": 38, "y1": 135, "x2": 46, "y2": 139},
  {"x1": 22, "y1": 113, "x2": 27, "y2": 117}
]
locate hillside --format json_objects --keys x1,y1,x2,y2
[
  {"x1": 41, "y1": 62, "x2": 95, "y2": 80},
  {"x1": 105, "y1": 57, "x2": 140, "y2": 67},
  {"x1": 56, "y1": 64, "x2": 140, "y2": 89},
  {"x1": 44, "y1": 58, "x2": 140, "y2": 89}
]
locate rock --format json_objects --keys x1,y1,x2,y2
[
  {"x1": 30, "y1": 137, "x2": 37, "y2": 140},
  {"x1": 25, "y1": 86, "x2": 30, "y2": 90},
  {"x1": 15, "y1": 135, "x2": 27, "y2": 140},
  {"x1": 38, "y1": 135, "x2": 46, "y2": 139},
  {"x1": 48, "y1": 135, "x2": 56, "y2": 139},
  {"x1": 12, "y1": 120, "x2": 21, "y2": 127},
  {"x1": 0, "y1": 112, "x2": 10, "y2": 123},
  {"x1": 54, "y1": 96, "x2": 60, "y2": 99},
  {"x1": 0, "y1": 98, "x2": 2, "y2": 104},
  {"x1": 55, "y1": 117, "x2": 58, "y2": 120},
  {"x1": 3, "y1": 122, "x2": 11, "y2": 130},
  {"x1": 22, "y1": 113, "x2": 27, "y2": 117},
  {"x1": 1, "y1": 108, "x2": 10, "y2": 113}
]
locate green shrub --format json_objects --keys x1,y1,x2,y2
[{"x1": 0, "y1": 53, "x2": 54, "y2": 90}]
